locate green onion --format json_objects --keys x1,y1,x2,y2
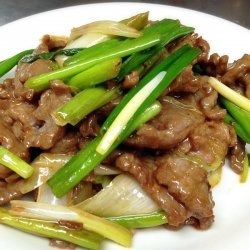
[
  {"x1": 65, "y1": 12, "x2": 148, "y2": 50},
  {"x1": 48, "y1": 101, "x2": 162, "y2": 197},
  {"x1": 0, "y1": 49, "x2": 33, "y2": 77},
  {"x1": 49, "y1": 45, "x2": 200, "y2": 197},
  {"x1": 208, "y1": 77, "x2": 250, "y2": 112},
  {"x1": 24, "y1": 33, "x2": 160, "y2": 91},
  {"x1": 120, "y1": 12, "x2": 149, "y2": 29},
  {"x1": 240, "y1": 152, "x2": 249, "y2": 183},
  {"x1": 10, "y1": 201, "x2": 132, "y2": 247},
  {"x1": 21, "y1": 48, "x2": 84, "y2": 63},
  {"x1": 64, "y1": 39, "x2": 121, "y2": 65},
  {"x1": 0, "y1": 146, "x2": 33, "y2": 178},
  {"x1": 0, "y1": 208, "x2": 102, "y2": 250},
  {"x1": 97, "y1": 46, "x2": 200, "y2": 155},
  {"x1": 220, "y1": 96, "x2": 250, "y2": 140},
  {"x1": 68, "y1": 58, "x2": 121, "y2": 89},
  {"x1": 52, "y1": 86, "x2": 120, "y2": 126},
  {"x1": 101, "y1": 44, "x2": 199, "y2": 134},
  {"x1": 224, "y1": 113, "x2": 250, "y2": 143},
  {"x1": 96, "y1": 71, "x2": 166, "y2": 155},
  {"x1": 107, "y1": 211, "x2": 167, "y2": 229},
  {"x1": 117, "y1": 23, "x2": 194, "y2": 82}
]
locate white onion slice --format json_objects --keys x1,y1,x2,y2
[{"x1": 75, "y1": 174, "x2": 159, "y2": 216}]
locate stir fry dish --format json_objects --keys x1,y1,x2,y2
[{"x1": 0, "y1": 12, "x2": 250, "y2": 249}]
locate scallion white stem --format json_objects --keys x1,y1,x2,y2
[
  {"x1": 208, "y1": 77, "x2": 250, "y2": 112},
  {"x1": 96, "y1": 71, "x2": 166, "y2": 155},
  {"x1": 10, "y1": 201, "x2": 132, "y2": 247},
  {"x1": 0, "y1": 146, "x2": 33, "y2": 178}
]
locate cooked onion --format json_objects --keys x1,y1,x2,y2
[
  {"x1": 75, "y1": 174, "x2": 160, "y2": 216},
  {"x1": 69, "y1": 20, "x2": 141, "y2": 42},
  {"x1": 18, "y1": 154, "x2": 72, "y2": 194}
]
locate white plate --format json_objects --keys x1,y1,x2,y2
[{"x1": 0, "y1": 3, "x2": 250, "y2": 250}]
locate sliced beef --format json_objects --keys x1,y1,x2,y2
[
  {"x1": 167, "y1": 33, "x2": 210, "y2": 63},
  {"x1": 222, "y1": 54, "x2": 250, "y2": 98},
  {"x1": 23, "y1": 82, "x2": 71, "y2": 149},
  {"x1": 194, "y1": 82, "x2": 227, "y2": 120},
  {"x1": 205, "y1": 53, "x2": 229, "y2": 77},
  {"x1": 188, "y1": 121, "x2": 236, "y2": 166},
  {"x1": 0, "y1": 182, "x2": 23, "y2": 205},
  {"x1": 49, "y1": 131, "x2": 80, "y2": 155},
  {"x1": 125, "y1": 96, "x2": 205, "y2": 149},
  {"x1": 229, "y1": 138, "x2": 245, "y2": 174},
  {"x1": 79, "y1": 114, "x2": 100, "y2": 137},
  {"x1": 122, "y1": 71, "x2": 140, "y2": 89},
  {"x1": 115, "y1": 153, "x2": 189, "y2": 227},
  {"x1": 0, "y1": 120, "x2": 29, "y2": 161},
  {"x1": 155, "y1": 153, "x2": 214, "y2": 229}
]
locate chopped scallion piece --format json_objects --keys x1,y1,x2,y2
[
  {"x1": 96, "y1": 71, "x2": 166, "y2": 155},
  {"x1": 208, "y1": 77, "x2": 250, "y2": 112},
  {"x1": 0, "y1": 146, "x2": 33, "y2": 178}
]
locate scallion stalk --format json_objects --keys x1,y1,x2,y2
[
  {"x1": 208, "y1": 77, "x2": 250, "y2": 112},
  {"x1": 96, "y1": 71, "x2": 166, "y2": 155},
  {"x1": 48, "y1": 101, "x2": 162, "y2": 197},
  {"x1": 0, "y1": 208, "x2": 102, "y2": 250},
  {"x1": 100, "y1": 44, "x2": 192, "y2": 134},
  {"x1": 224, "y1": 113, "x2": 250, "y2": 143},
  {"x1": 220, "y1": 96, "x2": 250, "y2": 140},
  {"x1": 68, "y1": 58, "x2": 121, "y2": 90},
  {"x1": 107, "y1": 211, "x2": 167, "y2": 229},
  {"x1": 0, "y1": 49, "x2": 33, "y2": 77},
  {"x1": 52, "y1": 86, "x2": 121, "y2": 126},
  {"x1": 117, "y1": 23, "x2": 194, "y2": 82},
  {"x1": 21, "y1": 48, "x2": 84, "y2": 63},
  {"x1": 10, "y1": 201, "x2": 132, "y2": 247},
  {"x1": 24, "y1": 33, "x2": 160, "y2": 91},
  {"x1": 0, "y1": 146, "x2": 33, "y2": 178}
]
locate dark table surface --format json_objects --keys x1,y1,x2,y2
[{"x1": 0, "y1": 0, "x2": 249, "y2": 29}]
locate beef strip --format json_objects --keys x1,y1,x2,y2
[
  {"x1": 229, "y1": 138, "x2": 245, "y2": 174},
  {"x1": 115, "y1": 153, "x2": 190, "y2": 227},
  {"x1": 0, "y1": 182, "x2": 22, "y2": 205},
  {"x1": 49, "y1": 131, "x2": 80, "y2": 155},
  {"x1": 163, "y1": 66, "x2": 207, "y2": 95},
  {"x1": 122, "y1": 71, "x2": 140, "y2": 89},
  {"x1": 155, "y1": 153, "x2": 214, "y2": 229},
  {"x1": 23, "y1": 82, "x2": 71, "y2": 149},
  {"x1": 222, "y1": 54, "x2": 250, "y2": 98},
  {"x1": 79, "y1": 114, "x2": 100, "y2": 137},
  {"x1": 167, "y1": 33, "x2": 210, "y2": 63},
  {"x1": 188, "y1": 121, "x2": 236, "y2": 166},
  {"x1": 205, "y1": 53, "x2": 229, "y2": 77},
  {"x1": 194, "y1": 82, "x2": 227, "y2": 120},
  {"x1": 125, "y1": 96, "x2": 205, "y2": 149}
]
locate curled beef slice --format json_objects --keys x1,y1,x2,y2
[
  {"x1": 115, "y1": 153, "x2": 189, "y2": 227},
  {"x1": 126, "y1": 96, "x2": 204, "y2": 150},
  {"x1": 205, "y1": 53, "x2": 229, "y2": 77},
  {"x1": 164, "y1": 66, "x2": 207, "y2": 95},
  {"x1": 49, "y1": 131, "x2": 80, "y2": 155},
  {"x1": 229, "y1": 138, "x2": 245, "y2": 174},
  {"x1": 23, "y1": 82, "x2": 72, "y2": 149},
  {"x1": 155, "y1": 153, "x2": 214, "y2": 228},
  {"x1": 79, "y1": 114, "x2": 100, "y2": 137},
  {"x1": 0, "y1": 182, "x2": 23, "y2": 205},
  {"x1": 188, "y1": 121, "x2": 236, "y2": 166},
  {"x1": 222, "y1": 54, "x2": 250, "y2": 98},
  {"x1": 122, "y1": 71, "x2": 140, "y2": 89},
  {"x1": 167, "y1": 33, "x2": 210, "y2": 63},
  {"x1": 189, "y1": 81, "x2": 226, "y2": 120},
  {"x1": 0, "y1": 120, "x2": 29, "y2": 161}
]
